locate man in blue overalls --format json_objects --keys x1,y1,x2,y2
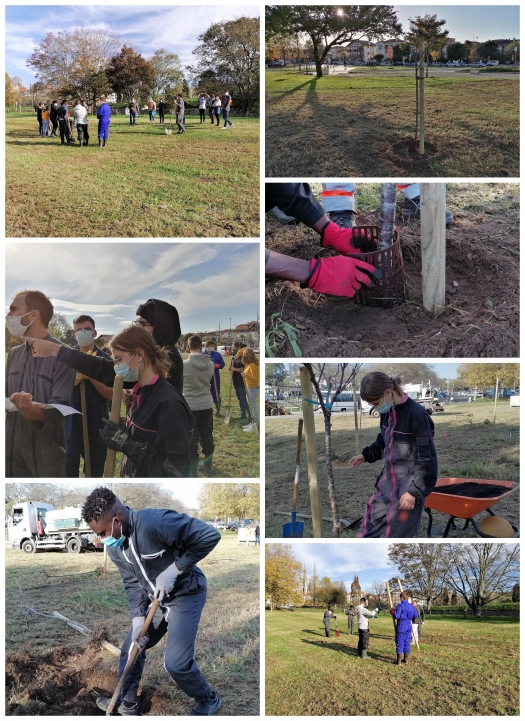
[
  {"x1": 82, "y1": 487, "x2": 222, "y2": 716},
  {"x1": 203, "y1": 340, "x2": 225, "y2": 415},
  {"x1": 65, "y1": 315, "x2": 112, "y2": 477},
  {"x1": 394, "y1": 591, "x2": 419, "y2": 665},
  {"x1": 97, "y1": 95, "x2": 112, "y2": 147}
]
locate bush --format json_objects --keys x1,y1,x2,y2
[
  {"x1": 431, "y1": 602, "x2": 519, "y2": 611},
  {"x1": 479, "y1": 66, "x2": 520, "y2": 73}
]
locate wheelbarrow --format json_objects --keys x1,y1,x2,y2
[{"x1": 424, "y1": 478, "x2": 519, "y2": 538}]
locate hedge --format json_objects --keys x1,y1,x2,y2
[{"x1": 431, "y1": 602, "x2": 519, "y2": 611}]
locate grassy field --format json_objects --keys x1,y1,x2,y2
[
  {"x1": 6, "y1": 113, "x2": 259, "y2": 237},
  {"x1": 265, "y1": 399, "x2": 519, "y2": 537},
  {"x1": 265, "y1": 608, "x2": 519, "y2": 716},
  {"x1": 5, "y1": 534, "x2": 260, "y2": 715},
  {"x1": 265, "y1": 69, "x2": 519, "y2": 177}
]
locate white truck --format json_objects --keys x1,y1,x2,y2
[
  {"x1": 8, "y1": 501, "x2": 103, "y2": 554},
  {"x1": 403, "y1": 383, "x2": 444, "y2": 415}
]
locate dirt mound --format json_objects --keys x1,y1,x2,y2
[
  {"x1": 6, "y1": 647, "x2": 115, "y2": 716},
  {"x1": 432, "y1": 482, "x2": 510, "y2": 498}
]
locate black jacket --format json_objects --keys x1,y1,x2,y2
[
  {"x1": 136, "y1": 299, "x2": 183, "y2": 393},
  {"x1": 109, "y1": 507, "x2": 221, "y2": 618},
  {"x1": 56, "y1": 345, "x2": 133, "y2": 388}
]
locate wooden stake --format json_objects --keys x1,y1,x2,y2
[
  {"x1": 396, "y1": 578, "x2": 419, "y2": 650},
  {"x1": 493, "y1": 377, "x2": 499, "y2": 425},
  {"x1": 420, "y1": 183, "x2": 446, "y2": 317},
  {"x1": 352, "y1": 376, "x2": 359, "y2": 454},
  {"x1": 419, "y1": 42, "x2": 425, "y2": 154},
  {"x1": 386, "y1": 581, "x2": 397, "y2": 633},
  {"x1": 104, "y1": 374, "x2": 124, "y2": 478},
  {"x1": 300, "y1": 367, "x2": 323, "y2": 538}
]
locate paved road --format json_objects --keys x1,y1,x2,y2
[{"x1": 269, "y1": 65, "x2": 518, "y2": 79}]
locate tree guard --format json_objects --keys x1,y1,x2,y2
[{"x1": 420, "y1": 184, "x2": 446, "y2": 316}]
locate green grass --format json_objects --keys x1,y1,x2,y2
[
  {"x1": 265, "y1": 608, "x2": 519, "y2": 715},
  {"x1": 6, "y1": 113, "x2": 259, "y2": 237},
  {"x1": 265, "y1": 69, "x2": 519, "y2": 177}
]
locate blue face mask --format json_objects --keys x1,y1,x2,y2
[
  {"x1": 75, "y1": 329, "x2": 94, "y2": 346},
  {"x1": 376, "y1": 394, "x2": 393, "y2": 414},
  {"x1": 101, "y1": 517, "x2": 126, "y2": 547},
  {"x1": 114, "y1": 363, "x2": 139, "y2": 382}
]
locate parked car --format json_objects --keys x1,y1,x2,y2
[
  {"x1": 226, "y1": 523, "x2": 238, "y2": 531},
  {"x1": 470, "y1": 61, "x2": 484, "y2": 67}
]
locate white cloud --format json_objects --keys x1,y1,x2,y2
[{"x1": 288, "y1": 543, "x2": 393, "y2": 581}]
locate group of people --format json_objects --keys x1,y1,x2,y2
[
  {"x1": 6, "y1": 290, "x2": 260, "y2": 478},
  {"x1": 323, "y1": 593, "x2": 425, "y2": 664},
  {"x1": 137, "y1": 91, "x2": 234, "y2": 130},
  {"x1": 34, "y1": 96, "x2": 113, "y2": 147}
]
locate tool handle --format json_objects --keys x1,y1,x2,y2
[
  {"x1": 295, "y1": 418, "x2": 303, "y2": 465},
  {"x1": 106, "y1": 598, "x2": 160, "y2": 715},
  {"x1": 79, "y1": 380, "x2": 91, "y2": 477},
  {"x1": 292, "y1": 419, "x2": 303, "y2": 513},
  {"x1": 104, "y1": 374, "x2": 124, "y2": 478}
]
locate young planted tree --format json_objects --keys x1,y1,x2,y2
[
  {"x1": 304, "y1": 363, "x2": 361, "y2": 538},
  {"x1": 406, "y1": 14, "x2": 449, "y2": 77}
]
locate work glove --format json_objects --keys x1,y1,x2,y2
[
  {"x1": 305, "y1": 256, "x2": 382, "y2": 298},
  {"x1": 131, "y1": 616, "x2": 149, "y2": 652},
  {"x1": 390, "y1": 608, "x2": 396, "y2": 616},
  {"x1": 154, "y1": 562, "x2": 180, "y2": 601},
  {"x1": 214, "y1": 363, "x2": 220, "y2": 368},
  {"x1": 320, "y1": 221, "x2": 361, "y2": 255},
  {"x1": 99, "y1": 418, "x2": 138, "y2": 459}
]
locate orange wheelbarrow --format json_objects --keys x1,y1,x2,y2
[{"x1": 424, "y1": 478, "x2": 519, "y2": 538}]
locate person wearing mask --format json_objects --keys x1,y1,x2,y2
[
  {"x1": 394, "y1": 592, "x2": 419, "y2": 665},
  {"x1": 349, "y1": 372, "x2": 438, "y2": 538},
  {"x1": 29, "y1": 326, "x2": 194, "y2": 478},
  {"x1": 355, "y1": 597, "x2": 378, "y2": 659},
  {"x1": 56, "y1": 100, "x2": 74, "y2": 145},
  {"x1": 65, "y1": 315, "x2": 112, "y2": 478},
  {"x1": 212, "y1": 95, "x2": 221, "y2": 127},
  {"x1": 197, "y1": 93, "x2": 210, "y2": 123},
  {"x1": 345, "y1": 605, "x2": 356, "y2": 635},
  {"x1": 6, "y1": 290, "x2": 75, "y2": 477},
  {"x1": 97, "y1": 95, "x2": 112, "y2": 147},
  {"x1": 158, "y1": 96, "x2": 166, "y2": 124},
  {"x1": 34, "y1": 102, "x2": 43, "y2": 134},
  {"x1": 203, "y1": 340, "x2": 224, "y2": 415},
  {"x1": 208, "y1": 95, "x2": 216, "y2": 124},
  {"x1": 221, "y1": 90, "x2": 233, "y2": 129},
  {"x1": 147, "y1": 97, "x2": 156, "y2": 123},
  {"x1": 49, "y1": 100, "x2": 59, "y2": 137},
  {"x1": 323, "y1": 608, "x2": 336, "y2": 638},
  {"x1": 241, "y1": 348, "x2": 259, "y2": 433},
  {"x1": 81, "y1": 486, "x2": 222, "y2": 716},
  {"x1": 134, "y1": 299, "x2": 183, "y2": 393},
  {"x1": 183, "y1": 335, "x2": 215, "y2": 477},
  {"x1": 73, "y1": 99, "x2": 89, "y2": 146},
  {"x1": 128, "y1": 98, "x2": 139, "y2": 126},
  {"x1": 41, "y1": 105, "x2": 50, "y2": 136},
  {"x1": 175, "y1": 94, "x2": 185, "y2": 134},
  {"x1": 230, "y1": 342, "x2": 249, "y2": 425}
]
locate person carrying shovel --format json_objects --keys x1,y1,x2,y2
[
  {"x1": 323, "y1": 608, "x2": 336, "y2": 637},
  {"x1": 81, "y1": 486, "x2": 222, "y2": 716},
  {"x1": 393, "y1": 591, "x2": 419, "y2": 665},
  {"x1": 203, "y1": 340, "x2": 224, "y2": 416}
]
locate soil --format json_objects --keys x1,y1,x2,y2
[
  {"x1": 265, "y1": 201, "x2": 519, "y2": 358},
  {"x1": 432, "y1": 482, "x2": 511, "y2": 498}
]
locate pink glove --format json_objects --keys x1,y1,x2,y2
[
  {"x1": 214, "y1": 363, "x2": 220, "y2": 368},
  {"x1": 321, "y1": 221, "x2": 360, "y2": 254},
  {"x1": 305, "y1": 256, "x2": 381, "y2": 298}
]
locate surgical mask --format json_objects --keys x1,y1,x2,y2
[
  {"x1": 376, "y1": 393, "x2": 393, "y2": 414},
  {"x1": 101, "y1": 518, "x2": 126, "y2": 548},
  {"x1": 207, "y1": 347, "x2": 215, "y2": 353},
  {"x1": 6, "y1": 311, "x2": 35, "y2": 337},
  {"x1": 114, "y1": 363, "x2": 139, "y2": 383},
  {"x1": 75, "y1": 329, "x2": 94, "y2": 346}
]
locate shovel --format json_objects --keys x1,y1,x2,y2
[
  {"x1": 224, "y1": 376, "x2": 233, "y2": 424},
  {"x1": 104, "y1": 374, "x2": 124, "y2": 478},
  {"x1": 212, "y1": 372, "x2": 221, "y2": 416},
  {"x1": 165, "y1": 115, "x2": 172, "y2": 135},
  {"x1": 79, "y1": 379, "x2": 91, "y2": 477},
  {"x1": 105, "y1": 597, "x2": 160, "y2": 715},
  {"x1": 283, "y1": 419, "x2": 304, "y2": 538}
]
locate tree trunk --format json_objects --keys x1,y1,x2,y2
[
  {"x1": 315, "y1": 57, "x2": 323, "y2": 78},
  {"x1": 324, "y1": 414, "x2": 341, "y2": 538}
]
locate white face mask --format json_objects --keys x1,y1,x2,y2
[{"x1": 6, "y1": 311, "x2": 35, "y2": 337}]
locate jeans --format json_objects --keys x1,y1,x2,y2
[
  {"x1": 129, "y1": 112, "x2": 137, "y2": 126},
  {"x1": 234, "y1": 383, "x2": 250, "y2": 418},
  {"x1": 41, "y1": 120, "x2": 49, "y2": 136},
  {"x1": 223, "y1": 108, "x2": 233, "y2": 127},
  {"x1": 214, "y1": 109, "x2": 220, "y2": 126},
  {"x1": 117, "y1": 589, "x2": 211, "y2": 704},
  {"x1": 149, "y1": 111, "x2": 155, "y2": 121},
  {"x1": 247, "y1": 387, "x2": 259, "y2": 425}
]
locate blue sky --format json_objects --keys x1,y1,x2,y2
[
  {"x1": 6, "y1": 242, "x2": 259, "y2": 335},
  {"x1": 274, "y1": 543, "x2": 399, "y2": 590},
  {"x1": 6, "y1": 5, "x2": 260, "y2": 86},
  {"x1": 431, "y1": 363, "x2": 459, "y2": 379},
  {"x1": 394, "y1": 6, "x2": 519, "y2": 43}
]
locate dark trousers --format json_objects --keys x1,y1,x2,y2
[
  {"x1": 348, "y1": 622, "x2": 354, "y2": 635},
  {"x1": 209, "y1": 108, "x2": 215, "y2": 123},
  {"x1": 51, "y1": 118, "x2": 58, "y2": 135},
  {"x1": 129, "y1": 112, "x2": 137, "y2": 126},
  {"x1": 159, "y1": 110, "x2": 165, "y2": 123},
  {"x1": 324, "y1": 622, "x2": 331, "y2": 637},
  {"x1": 265, "y1": 183, "x2": 325, "y2": 227},
  {"x1": 199, "y1": 109, "x2": 205, "y2": 122},
  {"x1": 357, "y1": 628, "x2": 370, "y2": 652},
  {"x1": 66, "y1": 424, "x2": 106, "y2": 478},
  {"x1": 118, "y1": 590, "x2": 211, "y2": 704},
  {"x1": 190, "y1": 408, "x2": 215, "y2": 462},
  {"x1": 76, "y1": 123, "x2": 89, "y2": 144},
  {"x1": 234, "y1": 383, "x2": 250, "y2": 418},
  {"x1": 214, "y1": 110, "x2": 220, "y2": 126},
  {"x1": 58, "y1": 118, "x2": 71, "y2": 144}
]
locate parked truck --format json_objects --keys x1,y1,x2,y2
[
  {"x1": 403, "y1": 383, "x2": 444, "y2": 415},
  {"x1": 8, "y1": 501, "x2": 103, "y2": 554}
]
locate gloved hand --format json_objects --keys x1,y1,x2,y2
[
  {"x1": 320, "y1": 221, "x2": 361, "y2": 254},
  {"x1": 390, "y1": 608, "x2": 396, "y2": 616},
  {"x1": 214, "y1": 363, "x2": 220, "y2": 368},
  {"x1": 305, "y1": 256, "x2": 382, "y2": 298},
  {"x1": 154, "y1": 562, "x2": 180, "y2": 601},
  {"x1": 99, "y1": 418, "x2": 137, "y2": 458},
  {"x1": 131, "y1": 616, "x2": 149, "y2": 651}
]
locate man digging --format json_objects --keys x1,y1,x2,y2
[{"x1": 81, "y1": 487, "x2": 222, "y2": 715}]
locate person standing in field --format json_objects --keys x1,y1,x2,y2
[
  {"x1": 73, "y1": 99, "x2": 89, "y2": 146},
  {"x1": 56, "y1": 100, "x2": 74, "y2": 145},
  {"x1": 208, "y1": 94, "x2": 216, "y2": 124},
  {"x1": 175, "y1": 94, "x2": 185, "y2": 134},
  {"x1": 158, "y1": 96, "x2": 167, "y2": 124},
  {"x1": 203, "y1": 340, "x2": 225, "y2": 415},
  {"x1": 49, "y1": 100, "x2": 59, "y2": 136},
  {"x1": 212, "y1": 95, "x2": 221, "y2": 126},
  {"x1": 147, "y1": 97, "x2": 156, "y2": 123},
  {"x1": 34, "y1": 102, "x2": 43, "y2": 134},
  {"x1": 198, "y1": 93, "x2": 210, "y2": 123},
  {"x1": 40, "y1": 105, "x2": 50, "y2": 136},
  {"x1": 97, "y1": 95, "x2": 112, "y2": 147},
  {"x1": 221, "y1": 90, "x2": 233, "y2": 129},
  {"x1": 241, "y1": 348, "x2": 259, "y2": 433},
  {"x1": 323, "y1": 608, "x2": 335, "y2": 637},
  {"x1": 128, "y1": 98, "x2": 139, "y2": 126},
  {"x1": 394, "y1": 591, "x2": 419, "y2": 665},
  {"x1": 345, "y1": 605, "x2": 356, "y2": 635},
  {"x1": 183, "y1": 335, "x2": 215, "y2": 477},
  {"x1": 355, "y1": 597, "x2": 378, "y2": 659},
  {"x1": 230, "y1": 341, "x2": 250, "y2": 424}
]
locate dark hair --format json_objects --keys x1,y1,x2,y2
[
  {"x1": 110, "y1": 325, "x2": 171, "y2": 378},
  {"x1": 400, "y1": 591, "x2": 410, "y2": 600},
  {"x1": 61, "y1": 99, "x2": 67, "y2": 104},
  {"x1": 81, "y1": 486, "x2": 117, "y2": 522},
  {"x1": 17, "y1": 289, "x2": 54, "y2": 327},
  {"x1": 360, "y1": 372, "x2": 403, "y2": 403},
  {"x1": 73, "y1": 314, "x2": 95, "y2": 329},
  {"x1": 189, "y1": 334, "x2": 203, "y2": 351},
  {"x1": 360, "y1": 597, "x2": 368, "y2": 603}
]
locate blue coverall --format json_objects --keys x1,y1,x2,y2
[
  {"x1": 97, "y1": 102, "x2": 112, "y2": 140},
  {"x1": 394, "y1": 600, "x2": 419, "y2": 653},
  {"x1": 203, "y1": 349, "x2": 225, "y2": 403}
]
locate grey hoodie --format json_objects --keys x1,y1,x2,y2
[{"x1": 183, "y1": 353, "x2": 214, "y2": 411}]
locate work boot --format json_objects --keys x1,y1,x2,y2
[
  {"x1": 394, "y1": 653, "x2": 402, "y2": 665},
  {"x1": 189, "y1": 689, "x2": 222, "y2": 716},
  {"x1": 402, "y1": 652, "x2": 410, "y2": 664},
  {"x1": 360, "y1": 650, "x2": 370, "y2": 660},
  {"x1": 402, "y1": 197, "x2": 453, "y2": 227},
  {"x1": 96, "y1": 697, "x2": 139, "y2": 715},
  {"x1": 198, "y1": 456, "x2": 214, "y2": 477},
  {"x1": 329, "y1": 210, "x2": 357, "y2": 229},
  {"x1": 98, "y1": 138, "x2": 102, "y2": 147},
  {"x1": 267, "y1": 206, "x2": 296, "y2": 224}
]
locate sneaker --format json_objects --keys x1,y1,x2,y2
[
  {"x1": 221, "y1": 127, "x2": 227, "y2": 130},
  {"x1": 243, "y1": 424, "x2": 256, "y2": 433},
  {"x1": 329, "y1": 210, "x2": 357, "y2": 229},
  {"x1": 402, "y1": 197, "x2": 453, "y2": 227},
  {"x1": 189, "y1": 690, "x2": 222, "y2": 716},
  {"x1": 229, "y1": 123, "x2": 234, "y2": 127},
  {"x1": 96, "y1": 697, "x2": 139, "y2": 715},
  {"x1": 267, "y1": 206, "x2": 296, "y2": 224}
]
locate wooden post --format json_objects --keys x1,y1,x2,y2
[
  {"x1": 300, "y1": 367, "x2": 323, "y2": 538},
  {"x1": 352, "y1": 376, "x2": 360, "y2": 455},
  {"x1": 420, "y1": 183, "x2": 446, "y2": 317},
  {"x1": 104, "y1": 374, "x2": 124, "y2": 478},
  {"x1": 378, "y1": 183, "x2": 397, "y2": 250},
  {"x1": 397, "y1": 578, "x2": 419, "y2": 650},
  {"x1": 419, "y1": 41, "x2": 425, "y2": 154},
  {"x1": 493, "y1": 377, "x2": 499, "y2": 425},
  {"x1": 79, "y1": 380, "x2": 91, "y2": 478},
  {"x1": 386, "y1": 581, "x2": 397, "y2": 633}
]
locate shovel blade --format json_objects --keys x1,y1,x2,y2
[
  {"x1": 224, "y1": 410, "x2": 231, "y2": 424},
  {"x1": 283, "y1": 520, "x2": 304, "y2": 538}
]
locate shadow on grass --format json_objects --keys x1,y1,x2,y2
[{"x1": 302, "y1": 638, "x2": 395, "y2": 664}]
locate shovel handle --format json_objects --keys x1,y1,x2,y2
[
  {"x1": 104, "y1": 374, "x2": 124, "y2": 478},
  {"x1": 292, "y1": 420, "x2": 303, "y2": 513},
  {"x1": 79, "y1": 380, "x2": 91, "y2": 477},
  {"x1": 106, "y1": 597, "x2": 161, "y2": 715}
]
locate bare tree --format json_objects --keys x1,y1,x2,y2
[{"x1": 388, "y1": 543, "x2": 448, "y2": 611}]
